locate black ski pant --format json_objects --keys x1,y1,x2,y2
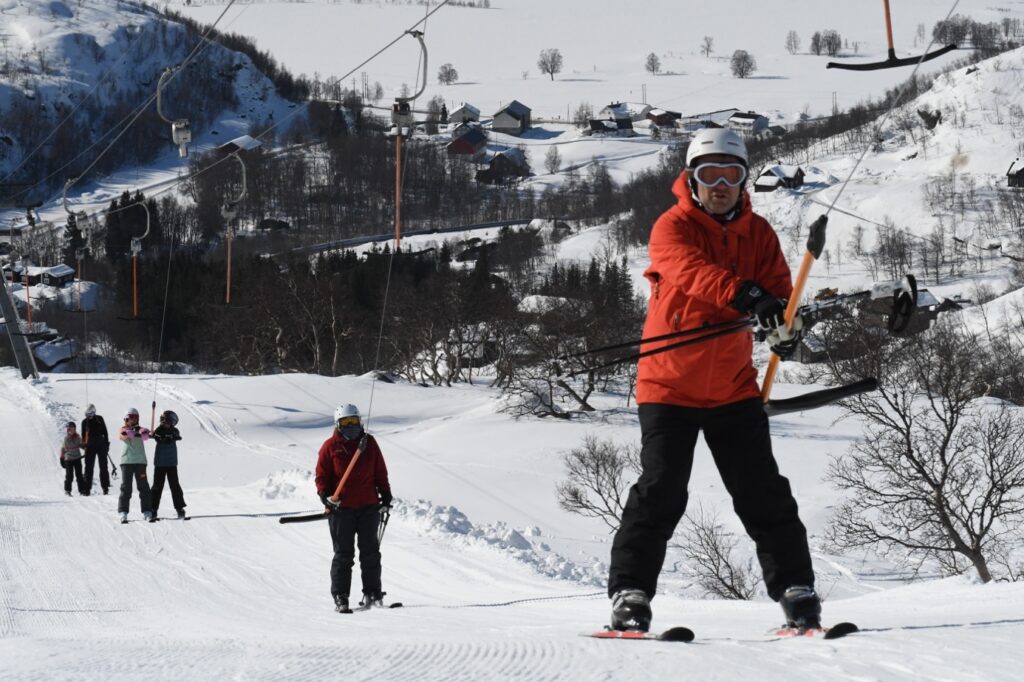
[
  {"x1": 609, "y1": 399, "x2": 815, "y2": 602},
  {"x1": 151, "y1": 466, "x2": 187, "y2": 515},
  {"x1": 328, "y1": 505, "x2": 382, "y2": 599},
  {"x1": 83, "y1": 446, "x2": 110, "y2": 493},
  {"x1": 118, "y1": 463, "x2": 153, "y2": 515},
  {"x1": 64, "y1": 459, "x2": 86, "y2": 494}
]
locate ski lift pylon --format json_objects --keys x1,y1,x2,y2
[
  {"x1": 827, "y1": 0, "x2": 957, "y2": 71},
  {"x1": 157, "y1": 67, "x2": 192, "y2": 157},
  {"x1": 117, "y1": 200, "x2": 150, "y2": 321}
]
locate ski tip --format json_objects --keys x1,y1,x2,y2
[
  {"x1": 823, "y1": 622, "x2": 859, "y2": 640},
  {"x1": 585, "y1": 626, "x2": 693, "y2": 642},
  {"x1": 388, "y1": 602, "x2": 403, "y2": 609}
]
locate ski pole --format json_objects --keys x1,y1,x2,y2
[
  {"x1": 377, "y1": 506, "x2": 391, "y2": 545},
  {"x1": 761, "y1": 215, "x2": 827, "y2": 402}
]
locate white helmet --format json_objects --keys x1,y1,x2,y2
[
  {"x1": 85, "y1": 404, "x2": 96, "y2": 417},
  {"x1": 334, "y1": 404, "x2": 360, "y2": 422},
  {"x1": 685, "y1": 128, "x2": 748, "y2": 167},
  {"x1": 125, "y1": 407, "x2": 139, "y2": 419}
]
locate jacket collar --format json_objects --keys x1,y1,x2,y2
[{"x1": 671, "y1": 171, "x2": 753, "y2": 236}]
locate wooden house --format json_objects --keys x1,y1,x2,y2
[
  {"x1": 754, "y1": 164, "x2": 805, "y2": 193},
  {"x1": 646, "y1": 108, "x2": 680, "y2": 127},
  {"x1": 42, "y1": 264, "x2": 76, "y2": 287},
  {"x1": 726, "y1": 111, "x2": 770, "y2": 136},
  {"x1": 492, "y1": 100, "x2": 532, "y2": 136},
  {"x1": 449, "y1": 103, "x2": 480, "y2": 124},
  {"x1": 476, "y1": 148, "x2": 530, "y2": 184},
  {"x1": 447, "y1": 125, "x2": 487, "y2": 159}
]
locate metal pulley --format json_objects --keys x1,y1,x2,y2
[
  {"x1": 221, "y1": 202, "x2": 237, "y2": 222},
  {"x1": 391, "y1": 100, "x2": 414, "y2": 135},
  {"x1": 130, "y1": 238, "x2": 142, "y2": 257},
  {"x1": 157, "y1": 67, "x2": 192, "y2": 157}
]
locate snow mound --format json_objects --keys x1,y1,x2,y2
[
  {"x1": 259, "y1": 468, "x2": 313, "y2": 500},
  {"x1": 398, "y1": 499, "x2": 606, "y2": 586}
]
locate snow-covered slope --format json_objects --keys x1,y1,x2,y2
[{"x1": 1, "y1": 368, "x2": 1023, "y2": 680}]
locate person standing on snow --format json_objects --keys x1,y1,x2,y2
[
  {"x1": 59, "y1": 421, "x2": 86, "y2": 496},
  {"x1": 117, "y1": 407, "x2": 154, "y2": 523},
  {"x1": 151, "y1": 410, "x2": 188, "y2": 520},
  {"x1": 81, "y1": 404, "x2": 112, "y2": 495},
  {"x1": 315, "y1": 404, "x2": 392, "y2": 614},
  {"x1": 607, "y1": 128, "x2": 819, "y2": 632}
]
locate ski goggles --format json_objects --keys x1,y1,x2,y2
[
  {"x1": 692, "y1": 162, "x2": 748, "y2": 188},
  {"x1": 337, "y1": 416, "x2": 360, "y2": 427}
]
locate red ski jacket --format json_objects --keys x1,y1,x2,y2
[
  {"x1": 636, "y1": 171, "x2": 793, "y2": 408},
  {"x1": 315, "y1": 431, "x2": 391, "y2": 509}
]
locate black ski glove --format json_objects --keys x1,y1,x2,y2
[
  {"x1": 379, "y1": 491, "x2": 393, "y2": 511},
  {"x1": 358, "y1": 433, "x2": 369, "y2": 452}
]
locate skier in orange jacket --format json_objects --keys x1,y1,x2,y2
[{"x1": 609, "y1": 128, "x2": 818, "y2": 633}]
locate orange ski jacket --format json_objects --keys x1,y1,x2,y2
[{"x1": 636, "y1": 171, "x2": 793, "y2": 408}]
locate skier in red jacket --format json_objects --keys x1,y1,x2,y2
[
  {"x1": 608, "y1": 128, "x2": 818, "y2": 632},
  {"x1": 315, "y1": 403, "x2": 392, "y2": 614}
]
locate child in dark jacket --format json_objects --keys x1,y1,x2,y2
[
  {"x1": 60, "y1": 421, "x2": 86, "y2": 496},
  {"x1": 151, "y1": 410, "x2": 187, "y2": 519}
]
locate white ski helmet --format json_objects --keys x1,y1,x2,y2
[
  {"x1": 685, "y1": 128, "x2": 748, "y2": 167},
  {"x1": 125, "y1": 407, "x2": 139, "y2": 419},
  {"x1": 334, "y1": 404, "x2": 360, "y2": 422},
  {"x1": 85, "y1": 404, "x2": 96, "y2": 417}
]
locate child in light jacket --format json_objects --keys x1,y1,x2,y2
[
  {"x1": 118, "y1": 407, "x2": 153, "y2": 523},
  {"x1": 60, "y1": 421, "x2": 86, "y2": 496}
]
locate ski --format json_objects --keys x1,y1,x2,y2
[
  {"x1": 585, "y1": 626, "x2": 695, "y2": 643},
  {"x1": 769, "y1": 621, "x2": 859, "y2": 640}
]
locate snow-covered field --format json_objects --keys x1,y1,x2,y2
[{"x1": 1, "y1": 368, "x2": 1023, "y2": 680}]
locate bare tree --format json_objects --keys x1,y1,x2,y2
[
  {"x1": 675, "y1": 504, "x2": 759, "y2": 600},
  {"x1": 821, "y1": 29, "x2": 843, "y2": 57},
  {"x1": 645, "y1": 52, "x2": 661, "y2": 75},
  {"x1": 544, "y1": 145, "x2": 562, "y2": 174},
  {"x1": 556, "y1": 436, "x2": 640, "y2": 531},
  {"x1": 785, "y1": 30, "x2": 801, "y2": 54},
  {"x1": 730, "y1": 50, "x2": 757, "y2": 78},
  {"x1": 815, "y1": 319, "x2": 1024, "y2": 583},
  {"x1": 537, "y1": 48, "x2": 564, "y2": 81},
  {"x1": 701, "y1": 35, "x2": 714, "y2": 58},
  {"x1": 437, "y1": 62, "x2": 459, "y2": 85},
  {"x1": 572, "y1": 101, "x2": 593, "y2": 127},
  {"x1": 810, "y1": 31, "x2": 823, "y2": 56}
]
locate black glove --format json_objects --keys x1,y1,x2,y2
[
  {"x1": 320, "y1": 493, "x2": 339, "y2": 511},
  {"x1": 732, "y1": 280, "x2": 787, "y2": 331},
  {"x1": 379, "y1": 491, "x2": 393, "y2": 510},
  {"x1": 358, "y1": 434, "x2": 369, "y2": 452}
]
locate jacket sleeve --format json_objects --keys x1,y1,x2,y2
[
  {"x1": 98, "y1": 417, "x2": 109, "y2": 444},
  {"x1": 648, "y1": 212, "x2": 744, "y2": 309},
  {"x1": 754, "y1": 221, "x2": 794, "y2": 300},
  {"x1": 314, "y1": 440, "x2": 333, "y2": 496},
  {"x1": 372, "y1": 438, "x2": 391, "y2": 497}
]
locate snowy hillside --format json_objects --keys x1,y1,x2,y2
[{"x1": 2, "y1": 369, "x2": 1023, "y2": 680}]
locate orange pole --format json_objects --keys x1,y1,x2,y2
[
  {"x1": 132, "y1": 254, "x2": 139, "y2": 318},
  {"x1": 329, "y1": 440, "x2": 369, "y2": 504},
  {"x1": 225, "y1": 223, "x2": 233, "y2": 305},
  {"x1": 882, "y1": 0, "x2": 896, "y2": 53},
  {"x1": 23, "y1": 273, "x2": 32, "y2": 329},
  {"x1": 760, "y1": 251, "x2": 814, "y2": 401},
  {"x1": 394, "y1": 134, "x2": 402, "y2": 248}
]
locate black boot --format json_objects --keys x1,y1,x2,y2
[
  {"x1": 333, "y1": 594, "x2": 350, "y2": 613},
  {"x1": 779, "y1": 585, "x2": 821, "y2": 629},
  {"x1": 610, "y1": 589, "x2": 652, "y2": 632}
]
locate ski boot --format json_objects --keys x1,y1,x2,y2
[
  {"x1": 360, "y1": 591, "x2": 385, "y2": 609},
  {"x1": 119, "y1": 512, "x2": 128, "y2": 524},
  {"x1": 177, "y1": 509, "x2": 187, "y2": 520},
  {"x1": 610, "y1": 589, "x2": 652, "y2": 632},
  {"x1": 144, "y1": 512, "x2": 156, "y2": 523},
  {"x1": 779, "y1": 585, "x2": 822, "y2": 630},
  {"x1": 333, "y1": 595, "x2": 350, "y2": 613}
]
